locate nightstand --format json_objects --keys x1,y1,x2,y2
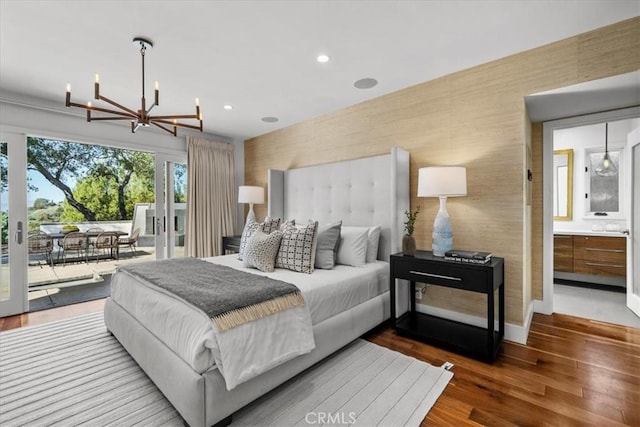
[
  {"x1": 389, "y1": 250, "x2": 505, "y2": 362},
  {"x1": 222, "y1": 235, "x2": 242, "y2": 254}
]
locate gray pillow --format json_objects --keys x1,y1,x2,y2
[{"x1": 314, "y1": 221, "x2": 342, "y2": 269}]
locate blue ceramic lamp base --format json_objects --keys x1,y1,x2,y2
[{"x1": 432, "y1": 196, "x2": 453, "y2": 257}]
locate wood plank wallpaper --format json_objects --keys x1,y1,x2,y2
[{"x1": 245, "y1": 17, "x2": 640, "y2": 326}]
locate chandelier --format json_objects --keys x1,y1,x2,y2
[
  {"x1": 595, "y1": 122, "x2": 617, "y2": 177},
  {"x1": 65, "y1": 37, "x2": 203, "y2": 136}
]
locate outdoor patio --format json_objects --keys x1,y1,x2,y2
[{"x1": 27, "y1": 245, "x2": 179, "y2": 309}]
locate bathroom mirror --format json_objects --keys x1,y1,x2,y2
[{"x1": 553, "y1": 149, "x2": 573, "y2": 220}]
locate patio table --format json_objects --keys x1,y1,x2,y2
[{"x1": 48, "y1": 231, "x2": 128, "y2": 262}]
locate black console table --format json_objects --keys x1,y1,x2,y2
[{"x1": 389, "y1": 250, "x2": 505, "y2": 362}]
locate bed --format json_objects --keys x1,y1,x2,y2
[{"x1": 104, "y1": 147, "x2": 410, "y2": 427}]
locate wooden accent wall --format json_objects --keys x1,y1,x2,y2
[{"x1": 245, "y1": 17, "x2": 640, "y2": 326}]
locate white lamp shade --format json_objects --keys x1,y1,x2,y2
[
  {"x1": 238, "y1": 186, "x2": 264, "y2": 204},
  {"x1": 417, "y1": 166, "x2": 467, "y2": 197}
]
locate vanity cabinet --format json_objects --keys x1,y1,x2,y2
[
  {"x1": 553, "y1": 235, "x2": 574, "y2": 272},
  {"x1": 573, "y1": 236, "x2": 626, "y2": 278},
  {"x1": 554, "y1": 233, "x2": 626, "y2": 286}
]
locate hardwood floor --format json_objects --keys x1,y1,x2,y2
[
  {"x1": 1, "y1": 300, "x2": 638, "y2": 426},
  {"x1": 0, "y1": 298, "x2": 105, "y2": 330},
  {"x1": 365, "y1": 315, "x2": 640, "y2": 426}
]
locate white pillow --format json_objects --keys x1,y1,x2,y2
[
  {"x1": 366, "y1": 225, "x2": 382, "y2": 263},
  {"x1": 336, "y1": 226, "x2": 369, "y2": 267},
  {"x1": 237, "y1": 217, "x2": 281, "y2": 261},
  {"x1": 242, "y1": 229, "x2": 283, "y2": 272}
]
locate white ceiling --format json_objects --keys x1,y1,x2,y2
[{"x1": 1, "y1": 1, "x2": 638, "y2": 141}]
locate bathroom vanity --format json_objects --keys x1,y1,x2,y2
[{"x1": 554, "y1": 231, "x2": 627, "y2": 288}]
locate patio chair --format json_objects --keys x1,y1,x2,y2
[
  {"x1": 86, "y1": 227, "x2": 104, "y2": 255},
  {"x1": 28, "y1": 233, "x2": 53, "y2": 267},
  {"x1": 94, "y1": 231, "x2": 120, "y2": 263},
  {"x1": 118, "y1": 228, "x2": 140, "y2": 257},
  {"x1": 56, "y1": 232, "x2": 88, "y2": 265}
]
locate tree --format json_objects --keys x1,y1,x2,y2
[
  {"x1": 27, "y1": 137, "x2": 99, "y2": 221},
  {"x1": 27, "y1": 138, "x2": 156, "y2": 222},
  {"x1": 174, "y1": 163, "x2": 187, "y2": 203},
  {"x1": 32, "y1": 198, "x2": 54, "y2": 210},
  {"x1": 1, "y1": 211, "x2": 7, "y2": 245},
  {"x1": 90, "y1": 147, "x2": 154, "y2": 220},
  {"x1": 59, "y1": 152, "x2": 154, "y2": 222},
  {"x1": 0, "y1": 143, "x2": 6, "y2": 194}
]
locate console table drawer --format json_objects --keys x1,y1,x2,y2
[{"x1": 393, "y1": 259, "x2": 489, "y2": 293}]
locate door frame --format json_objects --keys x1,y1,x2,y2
[
  {"x1": 625, "y1": 127, "x2": 640, "y2": 317},
  {"x1": 540, "y1": 106, "x2": 640, "y2": 315},
  {"x1": 0, "y1": 131, "x2": 28, "y2": 316}
]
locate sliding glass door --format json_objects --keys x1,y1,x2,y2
[
  {"x1": 0, "y1": 131, "x2": 187, "y2": 315},
  {"x1": 154, "y1": 156, "x2": 187, "y2": 260},
  {"x1": 0, "y1": 133, "x2": 28, "y2": 316}
]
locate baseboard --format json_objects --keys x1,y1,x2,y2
[
  {"x1": 415, "y1": 302, "x2": 532, "y2": 345},
  {"x1": 533, "y1": 298, "x2": 552, "y2": 315}
]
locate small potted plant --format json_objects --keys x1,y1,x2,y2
[{"x1": 402, "y1": 206, "x2": 420, "y2": 256}]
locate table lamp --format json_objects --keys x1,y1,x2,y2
[
  {"x1": 238, "y1": 186, "x2": 264, "y2": 223},
  {"x1": 417, "y1": 166, "x2": 467, "y2": 256}
]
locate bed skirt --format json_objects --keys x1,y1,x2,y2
[{"x1": 104, "y1": 291, "x2": 389, "y2": 427}]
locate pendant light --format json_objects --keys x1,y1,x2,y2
[{"x1": 595, "y1": 122, "x2": 617, "y2": 177}]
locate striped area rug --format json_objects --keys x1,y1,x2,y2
[{"x1": 0, "y1": 312, "x2": 452, "y2": 426}]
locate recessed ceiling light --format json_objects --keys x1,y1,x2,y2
[
  {"x1": 354, "y1": 78, "x2": 378, "y2": 89},
  {"x1": 261, "y1": 116, "x2": 279, "y2": 123},
  {"x1": 317, "y1": 54, "x2": 330, "y2": 63},
  {"x1": 223, "y1": 105, "x2": 233, "y2": 110}
]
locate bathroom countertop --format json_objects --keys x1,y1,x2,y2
[{"x1": 554, "y1": 230, "x2": 627, "y2": 237}]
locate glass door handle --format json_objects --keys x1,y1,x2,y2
[{"x1": 14, "y1": 221, "x2": 23, "y2": 244}]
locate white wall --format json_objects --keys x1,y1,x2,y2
[{"x1": 553, "y1": 117, "x2": 639, "y2": 233}]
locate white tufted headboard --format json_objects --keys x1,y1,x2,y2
[{"x1": 267, "y1": 147, "x2": 409, "y2": 261}]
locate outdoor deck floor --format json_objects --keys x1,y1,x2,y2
[{"x1": 27, "y1": 246, "x2": 178, "y2": 301}]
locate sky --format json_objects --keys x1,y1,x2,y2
[{"x1": 1, "y1": 171, "x2": 69, "y2": 212}]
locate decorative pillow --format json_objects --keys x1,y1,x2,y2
[
  {"x1": 314, "y1": 221, "x2": 342, "y2": 269},
  {"x1": 238, "y1": 217, "x2": 281, "y2": 261},
  {"x1": 242, "y1": 229, "x2": 283, "y2": 272},
  {"x1": 280, "y1": 219, "x2": 295, "y2": 231},
  {"x1": 276, "y1": 221, "x2": 319, "y2": 274},
  {"x1": 336, "y1": 226, "x2": 369, "y2": 267},
  {"x1": 366, "y1": 225, "x2": 382, "y2": 263}
]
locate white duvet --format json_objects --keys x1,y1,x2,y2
[{"x1": 109, "y1": 255, "x2": 389, "y2": 390}]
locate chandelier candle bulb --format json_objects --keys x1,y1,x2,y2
[
  {"x1": 86, "y1": 102, "x2": 92, "y2": 122},
  {"x1": 65, "y1": 84, "x2": 71, "y2": 106},
  {"x1": 154, "y1": 81, "x2": 159, "y2": 105}
]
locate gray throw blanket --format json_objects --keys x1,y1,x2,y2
[{"x1": 119, "y1": 257, "x2": 306, "y2": 331}]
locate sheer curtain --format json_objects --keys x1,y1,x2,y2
[{"x1": 186, "y1": 136, "x2": 237, "y2": 257}]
